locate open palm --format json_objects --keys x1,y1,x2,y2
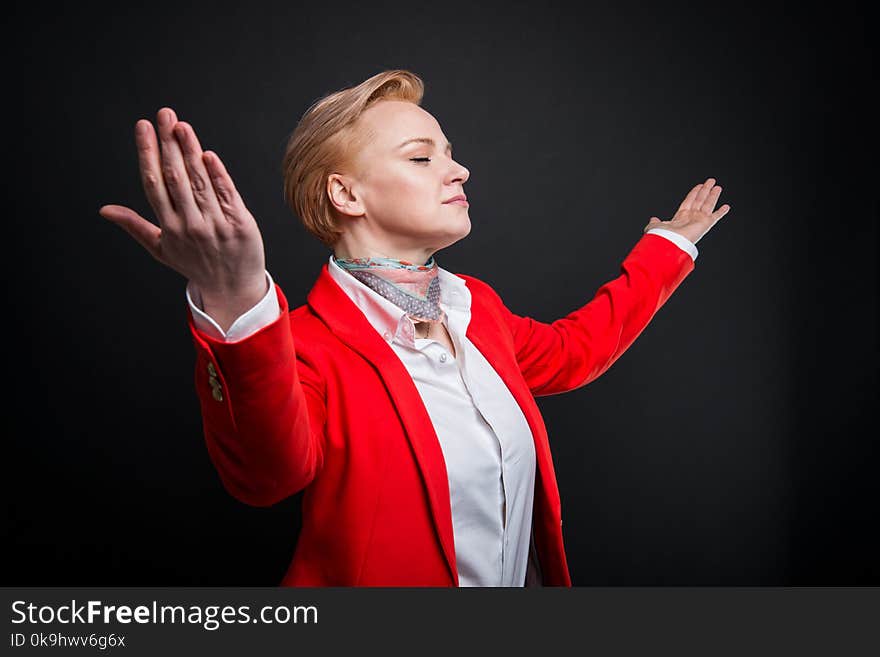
[{"x1": 644, "y1": 178, "x2": 731, "y2": 244}]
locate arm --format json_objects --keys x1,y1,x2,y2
[
  {"x1": 189, "y1": 283, "x2": 326, "y2": 507},
  {"x1": 644, "y1": 227, "x2": 699, "y2": 261},
  {"x1": 486, "y1": 177, "x2": 731, "y2": 397},
  {"x1": 187, "y1": 270, "x2": 281, "y2": 341},
  {"x1": 484, "y1": 232, "x2": 695, "y2": 397},
  {"x1": 100, "y1": 107, "x2": 317, "y2": 505}
]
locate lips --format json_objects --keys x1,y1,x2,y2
[{"x1": 443, "y1": 194, "x2": 468, "y2": 204}]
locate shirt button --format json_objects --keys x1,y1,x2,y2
[{"x1": 439, "y1": 353, "x2": 447, "y2": 363}]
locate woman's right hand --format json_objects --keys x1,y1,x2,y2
[{"x1": 99, "y1": 107, "x2": 268, "y2": 331}]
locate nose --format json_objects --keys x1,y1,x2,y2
[{"x1": 448, "y1": 158, "x2": 469, "y2": 185}]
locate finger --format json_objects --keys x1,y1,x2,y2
[
  {"x1": 678, "y1": 184, "x2": 703, "y2": 212},
  {"x1": 711, "y1": 204, "x2": 731, "y2": 221},
  {"x1": 135, "y1": 119, "x2": 178, "y2": 231},
  {"x1": 99, "y1": 204, "x2": 163, "y2": 260},
  {"x1": 202, "y1": 150, "x2": 249, "y2": 223},
  {"x1": 156, "y1": 107, "x2": 204, "y2": 227},
  {"x1": 173, "y1": 121, "x2": 227, "y2": 232},
  {"x1": 693, "y1": 177, "x2": 717, "y2": 209},
  {"x1": 701, "y1": 185, "x2": 723, "y2": 214}
]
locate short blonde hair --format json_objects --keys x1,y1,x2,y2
[{"x1": 281, "y1": 70, "x2": 425, "y2": 248}]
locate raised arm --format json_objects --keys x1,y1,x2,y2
[
  {"x1": 100, "y1": 108, "x2": 324, "y2": 505},
  {"x1": 479, "y1": 178, "x2": 731, "y2": 397},
  {"x1": 188, "y1": 286, "x2": 326, "y2": 507}
]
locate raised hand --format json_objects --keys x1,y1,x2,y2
[
  {"x1": 99, "y1": 107, "x2": 268, "y2": 331},
  {"x1": 643, "y1": 178, "x2": 731, "y2": 244}
]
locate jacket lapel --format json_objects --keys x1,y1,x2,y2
[
  {"x1": 462, "y1": 286, "x2": 562, "y2": 526},
  {"x1": 306, "y1": 264, "x2": 459, "y2": 585},
  {"x1": 461, "y1": 277, "x2": 566, "y2": 585}
]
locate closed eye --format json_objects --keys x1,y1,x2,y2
[{"x1": 410, "y1": 157, "x2": 431, "y2": 163}]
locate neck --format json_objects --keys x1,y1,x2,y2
[{"x1": 333, "y1": 240, "x2": 436, "y2": 265}]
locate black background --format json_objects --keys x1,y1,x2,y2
[{"x1": 5, "y1": 0, "x2": 876, "y2": 585}]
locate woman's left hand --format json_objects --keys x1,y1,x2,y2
[{"x1": 643, "y1": 177, "x2": 731, "y2": 244}]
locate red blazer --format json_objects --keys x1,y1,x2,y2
[{"x1": 187, "y1": 233, "x2": 694, "y2": 586}]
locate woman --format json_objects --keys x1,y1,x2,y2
[{"x1": 99, "y1": 69, "x2": 731, "y2": 586}]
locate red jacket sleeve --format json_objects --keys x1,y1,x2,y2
[
  {"x1": 187, "y1": 284, "x2": 326, "y2": 507},
  {"x1": 478, "y1": 233, "x2": 695, "y2": 397}
]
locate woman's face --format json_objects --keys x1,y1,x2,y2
[{"x1": 330, "y1": 100, "x2": 471, "y2": 258}]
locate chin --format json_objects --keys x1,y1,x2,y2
[
  {"x1": 423, "y1": 211, "x2": 471, "y2": 248},
  {"x1": 444, "y1": 219, "x2": 472, "y2": 247}
]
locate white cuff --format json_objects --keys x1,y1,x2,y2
[
  {"x1": 645, "y1": 228, "x2": 699, "y2": 262},
  {"x1": 186, "y1": 271, "x2": 281, "y2": 342}
]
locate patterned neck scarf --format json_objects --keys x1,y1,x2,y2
[{"x1": 332, "y1": 254, "x2": 446, "y2": 326}]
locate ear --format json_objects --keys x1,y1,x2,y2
[{"x1": 327, "y1": 173, "x2": 365, "y2": 218}]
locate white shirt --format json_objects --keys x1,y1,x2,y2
[{"x1": 187, "y1": 228, "x2": 697, "y2": 586}]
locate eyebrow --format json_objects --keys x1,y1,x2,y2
[{"x1": 396, "y1": 137, "x2": 453, "y2": 154}]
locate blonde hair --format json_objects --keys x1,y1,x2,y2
[{"x1": 281, "y1": 70, "x2": 425, "y2": 248}]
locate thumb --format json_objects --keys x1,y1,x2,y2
[
  {"x1": 643, "y1": 216, "x2": 663, "y2": 232},
  {"x1": 99, "y1": 204, "x2": 162, "y2": 259}
]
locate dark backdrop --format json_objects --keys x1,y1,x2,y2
[{"x1": 5, "y1": 0, "x2": 876, "y2": 585}]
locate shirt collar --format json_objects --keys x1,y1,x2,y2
[{"x1": 327, "y1": 254, "x2": 470, "y2": 348}]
